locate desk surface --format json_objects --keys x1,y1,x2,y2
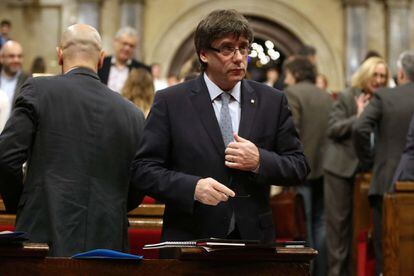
[{"x1": 0, "y1": 247, "x2": 316, "y2": 276}]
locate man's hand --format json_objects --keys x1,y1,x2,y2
[
  {"x1": 195, "y1": 177, "x2": 235, "y2": 206},
  {"x1": 225, "y1": 133, "x2": 260, "y2": 171}
]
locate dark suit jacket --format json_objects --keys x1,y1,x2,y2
[
  {"x1": 12, "y1": 71, "x2": 30, "y2": 104},
  {"x1": 392, "y1": 113, "x2": 414, "y2": 185},
  {"x1": 323, "y1": 87, "x2": 362, "y2": 178},
  {"x1": 97, "y1": 56, "x2": 150, "y2": 84},
  {"x1": 131, "y1": 75, "x2": 309, "y2": 244},
  {"x1": 0, "y1": 67, "x2": 145, "y2": 256},
  {"x1": 353, "y1": 82, "x2": 414, "y2": 195},
  {"x1": 285, "y1": 81, "x2": 332, "y2": 180}
]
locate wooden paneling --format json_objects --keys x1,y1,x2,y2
[{"x1": 383, "y1": 190, "x2": 414, "y2": 276}]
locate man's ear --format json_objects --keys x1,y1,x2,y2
[
  {"x1": 199, "y1": 49, "x2": 208, "y2": 64},
  {"x1": 397, "y1": 68, "x2": 406, "y2": 85},
  {"x1": 56, "y1": 47, "x2": 63, "y2": 66},
  {"x1": 98, "y1": 50, "x2": 105, "y2": 69}
]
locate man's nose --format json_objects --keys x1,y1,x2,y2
[{"x1": 232, "y1": 49, "x2": 244, "y2": 61}]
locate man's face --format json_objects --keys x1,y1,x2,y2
[
  {"x1": 0, "y1": 25, "x2": 10, "y2": 37},
  {"x1": 114, "y1": 35, "x2": 137, "y2": 64},
  {"x1": 1, "y1": 42, "x2": 23, "y2": 76},
  {"x1": 284, "y1": 70, "x2": 296, "y2": 87},
  {"x1": 200, "y1": 35, "x2": 249, "y2": 91}
]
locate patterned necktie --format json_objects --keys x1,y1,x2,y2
[
  {"x1": 219, "y1": 92, "x2": 234, "y2": 147},
  {"x1": 219, "y1": 92, "x2": 236, "y2": 235}
]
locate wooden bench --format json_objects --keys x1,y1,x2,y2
[{"x1": 383, "y1": 181, "x2": 414, "y2": 276}]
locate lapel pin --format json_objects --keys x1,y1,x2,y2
[{"x1": 250, "y1": 99, "x2": 255, "y2": 104}]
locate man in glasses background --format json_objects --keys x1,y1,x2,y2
[{"x1": 132, "y1": 9, "x2": 309, "y2": 257}]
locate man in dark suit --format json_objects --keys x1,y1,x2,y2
[
  {"x1": 353, "y1": 50, "x2": 414, "y2": 275},
  {"x1": 393, "y1": 113, "x2": 414, "y2": 184},
  {"x1": 0, "y1": 24, "x2": 145, "y2": 256},
  {"x1": 0, "y1": 40, "x2": 29, "y2": 113},
  {"x1": 284, "y1": 56, "x2": 332, "y2": 276},
  {"x1": 97, "y1": 26, "x2": 149, "y2": 93},
  {"x1": 131, "y1": 9, "x2": 309, "y2": 254}
]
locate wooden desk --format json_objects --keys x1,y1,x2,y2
[
  {"x1": 0, "y1": 247, "x2": 317, "y2": 276},
  {"x1": 0, "y1": 199, "x2": 164, "y2": 229},
  {"x1": 383, "y1": 182, "x2": 414, "y2": 276}
]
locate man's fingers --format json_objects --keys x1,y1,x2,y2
[
  {"x1": 233, "y1": 133, "x2": 247, "y2": 142},
  {"x1": 212, "y1": 181, "x2": 235, "y2": 197}
]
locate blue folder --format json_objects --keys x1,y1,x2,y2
[
  {"x1": 72, "y1": 249, "x2": 143, "y2": 260},
  {"x1": 0, "y1": 231, "x2": 28, "y2": 243}
]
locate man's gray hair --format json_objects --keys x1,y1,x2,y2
[
  {"x1": 115, "y1": 26, "x2": 138, "y2": 40},
  {"x1": 397, "y1": 50, "x2": 414, "y2": 82}
]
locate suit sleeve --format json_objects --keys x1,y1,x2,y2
[
  {"x1": 127, "y1": 109, "x2": 146, "y2": 212},
  {"x1": 131, "y1": 92, "x2": 200, "y2": 214},
  {"x1": 353, "y1": 93, "x2": 382, "y2": 165},
  {"x1": 327, "y1": 91, "x2": 357, "y2": 141},
  {"x1": 392, "y1": 113, "x2": 414, "y2": 186},
  {"x1": 0, "y1": 79, "x2": 38, "y2": 212},
  {"x1": 257, "y1": 94, "x2": 309, "y2": 185}
]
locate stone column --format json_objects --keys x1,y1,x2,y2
[
  {"x1": 100, "y1": 0, "x2": 120, "y2": 55},
  {"x1": 386, "y1": 0, "x2": 411, "y2": 74},
  {"x1": 120, "y1": 0, "x2": 145, "y2": 60},
  {"x1": 343, "y1": 0, "x2": 368, "y2": 84},
  {"x1": 77, "y1": 0, "x2": 101, "y2": 30}
]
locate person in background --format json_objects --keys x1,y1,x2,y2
[
  {"x1": 263, "y1": 67, "x2": 279, "y2": 88},
  {"x1": 297, "y1": 44, "x2": 317, "y2": 65},
  {"x1": 167, "y1": 73, "x2": 179, "y2": 86},
  {"x1": 0, "y1": 20, "x2": 11, "y2": 50},
  {"x1": 316, "y1": 74, "x2": 328, "y2": 91},
  {"x1": 323, "y1": 56, "x2": 389, "y2": 276},
  {"x1": 392, "y1": 113, "x2": 414, "y2": 185},
  {"x1": 0, "y1": 40, "x2": 29, "y2": 120},
  {"x1": 284, "y1": 56, "x2": 332, "y2": 276},
  {"x1": 98, "y1": 26, "x2": 150, "y2": 93},
  {"x1": 122, "y1": 68, "x2": 155, "y2": 117},
  {"x1": 0, "y1": 88, "x2": 9, "y2": 132},
  {"x1": 353, "y1": 50, "x2": 414, "y2": 276},
  {"x1": 30, "y1": 56, "x2": 46, "y2": 75},
  {"x1": 131, "y1": 9, "x2": 309, "y2": 258},
  {"x1": 151, "y1": 63, "x2": 168, "y2": 92},
  {"x1": 0, "y1": 24, "x2": 145, "y2": 257}
]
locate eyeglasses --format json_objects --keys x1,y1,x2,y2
[{"x1": 208, "y1": 45, "x2": 251, "y2": 57}]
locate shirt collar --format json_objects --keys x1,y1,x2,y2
[
  {"x1": 111, "y1": 56, "x2": 132, "y2": 66},
  {"x1": 0, "y1": 69, "x2": 20, "y2": 81},
  {"x1": 203, "y1": 73, "x2": 241, "y2": 103}
]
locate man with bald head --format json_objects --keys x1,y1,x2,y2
[
  {"x1": 0, "y1": 24, "x2": 145, "y2": 256},
  {"x1": 0, "y1": 40, "x2": 29, "y2": 120}
]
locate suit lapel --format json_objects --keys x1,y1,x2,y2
[
  {"x1": 189, "y1": 76, "x2": 225, "y2": 155},
  {"x1": 238, "y1": 80, "x2": 257, "y2": 139}
]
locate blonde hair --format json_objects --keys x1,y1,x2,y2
[
  {"x1": 122, "y1": 68, "x2": 154, "y2": 117},
  {"x1": 351, "y1": 57, "x2": 389, "y2": 90}
]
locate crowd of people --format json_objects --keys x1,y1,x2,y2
[{"x1": 0, "y1": 8, "x2": 414, "y2": 276}]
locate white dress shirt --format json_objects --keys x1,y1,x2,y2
[{"x1": 204, "y1": 73, "x2": 241, "y2": 135}]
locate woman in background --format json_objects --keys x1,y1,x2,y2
[
  {"x1": 323, "y1": 57, "x2": 389, "y2": 276},
  {"x1": 122, "y1": 68, "x2": 154, "y2": 117}
]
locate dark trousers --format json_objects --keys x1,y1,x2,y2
[
  {"x1": 369, "y1": 195, "x2": 383, "y2": 276},
  {"x1": 324, "y1": 171, "x2": 354, "y2": 276},
  {"x1": 297, "y1": 177, "x2": 327, "y2": 276}
]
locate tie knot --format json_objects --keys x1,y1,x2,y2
[{"x1": 221, "y1": 92, "x2": 231, "y2": 105}]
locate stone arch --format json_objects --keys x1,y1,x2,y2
[{"x1": 148, "y1": 0, "x2": 343, "y2": 90}]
